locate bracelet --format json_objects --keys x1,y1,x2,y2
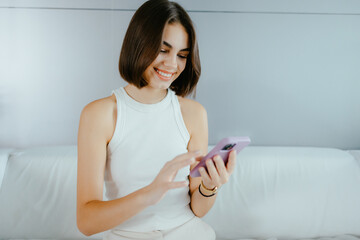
[
  {"x1": 198, "y1": 181, "x2": 218, "y2": 197},
  {"x1": 198, "y1": 184, "x2": 216, "y2": 197},
  {"x1": 201, "y1": 181, "x2": 217, "y2": 192}
]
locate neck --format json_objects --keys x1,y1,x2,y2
[{"x1": 124, "y1": 84, "x2": 168, "y2": 104}]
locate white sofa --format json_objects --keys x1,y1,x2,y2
[{"x1": 0, "y1": 145, "x2": 360, "y2": 240}]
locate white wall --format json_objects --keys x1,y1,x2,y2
[{"x1": 1, "y1": 0, "x2": 360, "y2": 149}]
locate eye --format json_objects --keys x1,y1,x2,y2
[
  {"x1": 177, "y1": 55, "x2": 188, "y2": 59},
  {"x1": 160, "y1": 49, "x2": 168, "y2": 53}
]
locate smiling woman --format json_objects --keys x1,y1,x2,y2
[
  {"x1": 76, "y1": 0, "x2": 237, "y2": 239},
  {"x1": 118, "y1": 0, "x2": 200, "y2": 98}
]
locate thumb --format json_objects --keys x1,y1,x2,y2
[
  {"x1": 194, "y1": 151, "x2": 205, "y2": 162},
  {"x1": 187, "y1": 150, "x2": 204, "y2": 162},
  {"x1": 195, "y1": 155, "x2": 203, "y2": 162}
]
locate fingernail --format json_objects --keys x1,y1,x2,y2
[
  {"x1": 194, "y1": 150, "x2": 201, "y2": 155},
  {"x1": 190, "y1": 157, "x2": 195, "y2": 163}
]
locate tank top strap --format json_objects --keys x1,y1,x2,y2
[{"x1": 170, "y1": 92, "x2": 190, "y2": 146}]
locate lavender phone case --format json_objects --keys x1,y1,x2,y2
[{"x1": 190, "y1": 136, "x2": 251, "y2": 178}]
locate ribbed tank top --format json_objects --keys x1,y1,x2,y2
[{"x1": 104, "y1": 87, "x2": 195, "y2": 232}]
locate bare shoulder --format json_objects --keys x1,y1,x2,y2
[
  {"x1": 80, "y1": 94, "x2": 117, "y2": 144},
  {"x1": 177, "y1": 96, "x2": 207, "y2": 117},
  {"x1": 177, "y1": 96, "x2": 207, "y2": 136},
  {"x1": 82, "y1": 95, "x2": 116, "y2": 114}
]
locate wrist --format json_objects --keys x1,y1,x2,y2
[
  {"x1": 201, "y1": 181, "x2": 216, "y2": 191},
  {"x1": 199, "y1": 181, "x2": 218, "y2": 197},
  {"x1": 140, "y1": 184, "x2": 159, "y2": 206}
]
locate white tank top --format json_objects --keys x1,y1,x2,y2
[{"x1": 105, "y1": 87, "x2": 195, "y2": 232}]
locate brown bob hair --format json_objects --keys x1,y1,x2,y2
[{"x1": 119, "y1": 0, "x2": 201, "y2": 97}]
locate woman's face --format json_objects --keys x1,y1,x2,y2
[{"x1": 143, "y1": 22, "x2": 189, "y2": 90}]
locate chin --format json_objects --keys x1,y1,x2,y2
[
  {"x1": 150, "y1": 80, "x2": 174, "y2": 90},
  {"x1": 158, "y1": 84, "x2": 172, "y2": 90}
]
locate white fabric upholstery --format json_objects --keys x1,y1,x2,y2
[
  {"x1": 0, "y1": 148, "x2": 13, "y2": 190},
  {"x1": 0, "y1": 146, "x2": 359, "y2": 240},
  {"x1": 0, "y1": 146, "x2": 105, "y2": 239},
  {"x1": 202, "y1": 147, "x2": 360, "y2": 239},
  {"x1": 348, "y1": 150, "x2": 360, "y2": 163}
]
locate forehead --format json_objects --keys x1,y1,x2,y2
[{"x1": 162, "y1": 22, "x2": 189, "y2": 49}]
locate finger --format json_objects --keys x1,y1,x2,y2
[
  {"x1": 167, "y1": 180, "x2": 189, "y2": 189},
  {"x1": 213, "y1": 155, "x2": 229, "y2": 184},
  {"x1": 226, "y1": 150, "x2": 237, "y2": 175},
  {"x1": 194, "y1": 155, "x2": 204, "y2": 162},
  {"x1": 213, "y1": 155, "x2": 227, "y2": 174},
  {"x1": 206, "y1": 159, "x2": 221, "y2": 186},
  {"x1": 198, "y1": 167, "x2": 211, "y2": 183},
  {"x1": 169, "y1": 151, "x2": 202, "y2": 166},
  {"x1": 177, "y1": 150, "x2": 202, "y2": 161},
  {"x1": 166, "y1": 155, "x2": 197, "y2": 172},
  {"x1": 178, "y1": 156, "x2": 196, "y2": 169},
  {"x1": 190, "y1": 155, "x2": 205, "y2": 170}
]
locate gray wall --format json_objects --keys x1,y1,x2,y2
[{"x1": 1, "y1": 0, "x2": 360, "y2": 149}]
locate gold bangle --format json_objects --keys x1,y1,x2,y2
[
  {"x1": 198, "y1": 184, "x2": 216, "y2": 197},
  {"x1": 201, "y1": 180, "x2": 218, "y2": 193}
]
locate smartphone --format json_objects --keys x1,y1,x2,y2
[{"x1": 189, "y1": 136, "x2": 251, "y2": 178}]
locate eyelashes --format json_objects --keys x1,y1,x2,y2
[{"x1": 160, "y1": 49, "x2": 188, "y2": 59}]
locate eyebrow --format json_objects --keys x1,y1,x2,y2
[{"x1": 163, "y1": 41, "x2": 190, "y2": 52}]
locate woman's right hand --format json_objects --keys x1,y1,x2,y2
[{"x1": 144, "y1": 151, "x2": 202, "y2": 205}]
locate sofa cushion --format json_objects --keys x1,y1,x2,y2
[
  {"x1": 0, "y1": 146, "x2": 105, "y2": 239},
  {"x1": 1, "y1": 145, "x2": 359, "y2": 239},
  {"x1": 202, "y1": 146, "x2": 360, "y2": 239}
]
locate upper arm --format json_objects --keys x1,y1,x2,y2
[
  {"x1": 186, "y1": 102, "x2": 208, "y2": 154},
  {"x1": 76, "y1": 97, "x2": 115, "y2": 213},
  {"x1": 179, "y1": 98, "x2": 209, "y2": 194}
]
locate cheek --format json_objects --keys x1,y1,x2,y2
[
  {"x1": 177, "y1": 59, "x2": 187, "y2": 72},
  {"x1": 148, "y1": 55, "x2": 162, "y2": 70}
]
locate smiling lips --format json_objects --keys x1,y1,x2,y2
[{"x1": 155, "y1": 68, "x2": 175, "y2": 81}]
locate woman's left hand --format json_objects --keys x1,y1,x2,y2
[{"x1": 198, "y1": 150, "x2": 237, "y2": 190}]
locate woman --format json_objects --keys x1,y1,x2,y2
[{"x1": 76, "y1": 0, "x2": 237, "y2": 239}]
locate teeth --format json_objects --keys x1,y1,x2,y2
[{"x1": 156, "y1": 69, "x2": 172, "y2": 78}]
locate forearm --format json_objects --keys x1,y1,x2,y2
[
  {"x1": 77, "y1": 186, "x2": 152, "y2": 236},
  {"x1": 190, "y1": 184, "x2": 217, "y2": 217}
]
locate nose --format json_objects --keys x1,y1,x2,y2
[{"x1": 164, "y1": 53, "x2": 177, "y2": 69}]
